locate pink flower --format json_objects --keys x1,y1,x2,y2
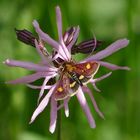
[{"x1": 4, "y1": 6, "x2": 130, "y2": 133}]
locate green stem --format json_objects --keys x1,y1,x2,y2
[{"x1": 57, "y1": 101, "x2": 61, "y2": 140}]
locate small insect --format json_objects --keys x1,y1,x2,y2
[{"x1": 53, "y1": 61, "x2": 100, "y2": 100}]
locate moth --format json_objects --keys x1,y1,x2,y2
[{"x1": 53, "y1": 61, "x2": 100, "y2": 100}]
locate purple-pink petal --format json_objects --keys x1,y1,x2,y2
[
  {"x1": 30, "y1": 84, "x2": 56, "y2": 124},
  {"x1": 91, "y1": 72, "x2": 112, "y2": 83},
  {"x1": 83, "y1": 38, "x2": 129, "y2": 62},
  {"x1": 61, "y1": 42, "x2": 71, "y2": 61},
  {"x1": 4, "y1": 59, "x2": 57, "y2": 72},
  {"x1": 82, "y1": 86, "x2": 104, "y2": 119},
  {"x1": 33, "y1": 20, "x2": 59, "y2": 50},
  {"x1": 33, "y1": 12, "x2": 70, "y2": 61},
  {"x1": 26, "y1": 84, "x2": 52, "y2": 89},
  {"x1": 55, "y1": 6, "x2": 71, "y2": 61},
  {"x1": 98, "y1": 61, "x2": 130, "y2": 71},
  {"x1": 90, "y1": 72, "x2": 112, "y2": 92},
  {"x1": 76, "y1": 87, "x2": 96, "y2": 128},
  {"x1": 92, "y1": 83, "x2": 101, "y2": 92},
  {"x1": 6, "y1": 72, "x2": 49, "y2": 84},
  {"x1": 49, "y1": 97, "x2": 57, "y2": 133},
  {"x1": 64, "y1": 98, "x2": 70, "y2": 117},
  {"x1": 56, "y1": 6, "x2": 63, "y2": 42},
  {"x1": 38, "y1": 76, "x2": 52, "y2": 103}
]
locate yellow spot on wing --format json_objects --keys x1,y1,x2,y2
[
  {"x1": 70, "y1": 81, "x2": 76, "y2": 88},
  {"x1": 86, "y1": 63, "x2": 91, "y2": 69},
  {"x1": 57, "y1": 87, "x2": 63, "y2": 92},
  {"x1": 79, "y1": 75, "x2": 84, "y2": 80}
]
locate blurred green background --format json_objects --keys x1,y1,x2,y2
[{"x1": 0, "y1": 0, "x2": 139, "y2": 140}]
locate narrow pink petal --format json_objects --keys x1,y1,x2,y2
[
  {"x1": 56, "y1": 99, "x2": 70, "y2": 117},
  {"x1": 56, "y1": 6, "x2": 71, "y2": 61},
  {"x1": 56, "y1": 43, "x2": 71, "y2": 61},
  {"x1": 38, "y1": 76, "x2": 52, "y2": 103},
  {"x1": 82, "y1": 86, "x2": 104, "y2": 119},
  {"x1": 26, "y1": 84, "x2": 52, "y2": 89},
  {"x1": 76, "y1": 87, "x2": 96, "y2": 128},
  {"x1": 52, "y1": 44, "x2": 70, "y2": 61},
  {"x1": 67, "y1": 26, "x2": 80, "y2": 51},
  {"x1": 33, "y1": 20, "x2": 69, "y2": 61},
  {"x1": 92, "y1": 83, "x2": 101, "y2": 92},
  {"x1": 98, "y1": 61, "x2": 130, "y2": 70},
  {"x1": 6, "y1": 72, "x2": 48, "y2": 84},
  {"x1": 83, "y1": 38, "x2": 129, "y2": 61},
  {"x1": 33, "y1": 20, "x2": 59, "y2": 50},
  {"x1": 90, "y1": 72, "x2": 112, "y2": 92},
  {"x1": 30, "y1": 84, "x2": 56, "y2": 124},
  {"x1": 64, "y1": 98, "x2": 70, "y2": 117},
  {"x1": 52, "y1": 51, "x2": 67, "y2": 61},
  {"x1": 4, "y1": 59, "x2": 58, "y2": 72},
  {"x1": 56, "y1": 6, "x2": 63, "y2": 41},
  {"x1": 49, "y1": 97, "x2": 57, "y2": 133},
  {"x1": 91, "y1": 72, "x2": 112, "y2": 83},
  {"x1": 61, "y1": 41, "x2": 71, "y2": 61}
]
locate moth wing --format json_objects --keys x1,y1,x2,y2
[
  {"x1": 53, "y1": 74, "x2": 70, "y2": 101},
  {"x1": 74, "y1": 61, "x2": 99, "y2": 76},
  {"x1": 73, "y1": 61, "x2": 100, "y2": 84},
  {"x1": 54, "y1": 73, "x2": 80, "y2": 100},
  {"x1": 68, "y1": 77, "x2": 79, "y2": 97}
]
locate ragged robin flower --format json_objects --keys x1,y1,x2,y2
[{"x1": 4, "y1": 6, "x2": 130, "y2": 133}]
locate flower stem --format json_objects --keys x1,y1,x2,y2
[{"x1": 57, "y1": 101, "x2": 61, "y2": 140}]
